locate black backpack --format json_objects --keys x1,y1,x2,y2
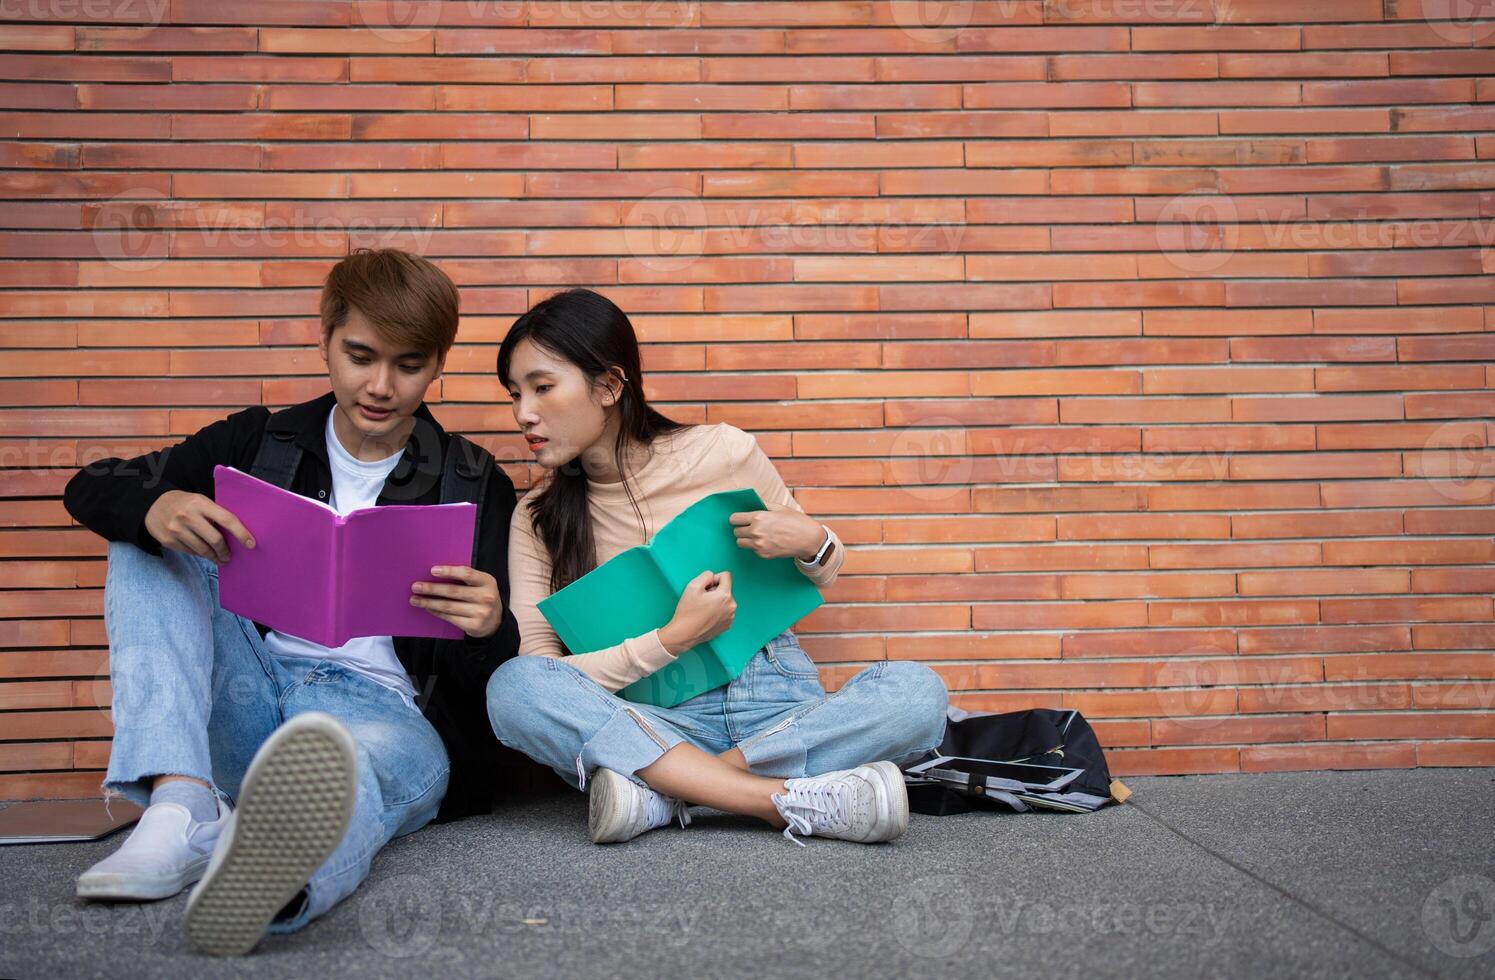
[
  {"x1": 905, "y1": 707, "x2": 1129, "y2": 816},
  {"x1": 248, "y1": 407, "x2": 493, "y2": 565}
]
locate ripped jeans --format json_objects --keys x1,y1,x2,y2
[
  {"x1": 484, "y1": 629, "x2": 949, "y2": 794},
  {"x1": 100, "y1": 541, "x2": 450, "y2": 932}
]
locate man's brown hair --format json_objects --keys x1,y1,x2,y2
[{"x1": 320, "y1": 248, "x2": 459, "y2": 357}]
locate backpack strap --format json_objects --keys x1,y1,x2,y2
[
  {"x1": 253, "y1": 411, "x2": 492, "y2": 568},
  {"x1": 440, "y1": 433, "x2": 493, "y2": 567},
  {"x1": 248, "y1": 408, "x2": 304, "y2": 490}
]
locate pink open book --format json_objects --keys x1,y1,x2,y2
[{"x1": 213, "y1": 465, "x2": 478, "y2": 646}]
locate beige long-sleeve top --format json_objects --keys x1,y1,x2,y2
[{"x1": 507, "y1": 422, "x2": 845, "y2": 691}]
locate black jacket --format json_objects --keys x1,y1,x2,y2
[{"x1": 62, "y1": 391, "x2": 522, "y2": 822}]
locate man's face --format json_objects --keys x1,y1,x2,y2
[{"x1": 319, "y1": 306, "x2": 445, "y2": 455}]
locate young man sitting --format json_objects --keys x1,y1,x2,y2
[{"x1": 62, "y1": 248, "x2": 521, "y2": 955}]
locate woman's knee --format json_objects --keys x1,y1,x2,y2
[
  {"x1": 484, "y1": 655, "x2": 560, "y2": 740},
  {"x1": 883, "y1": 660, "x2": 949, "y2": 747}
]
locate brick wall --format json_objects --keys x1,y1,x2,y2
[{"x1": 2, "y1": 1, "x2": 1494, "y2": 800}]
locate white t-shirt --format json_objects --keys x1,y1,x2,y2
[{"x1": 262, "y1": 409, "x2": 418, "y2": 704}]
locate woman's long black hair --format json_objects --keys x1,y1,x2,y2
[{"x1": 497, "y1": 288, "x2": 689, "y2": 596}]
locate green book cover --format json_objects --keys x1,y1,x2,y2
[{"x1": 537, "y1": 487, "x2": 825, "y2": 708}]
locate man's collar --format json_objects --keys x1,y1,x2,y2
[{"x1": 273, "y1": 392, "x2": 446, "y2": 499}]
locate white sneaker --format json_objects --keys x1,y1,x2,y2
[
  {"x1": 771, "y1": 760, "x2": 910, "y2": 846},
  {"x1": 587, "y1": 767, "x2": 692, "y2": 844},
  {"x1": 76, "y1": 797, "x2": 229, "y2": 901},
  {"x1": 184, "y1": 712, "x2": 358, "y2": 956}
]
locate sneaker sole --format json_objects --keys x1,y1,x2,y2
[
  {"x1": 184, "y1": 713, "x2": 357, "y2": 956},
  {"x1": 862, "y1": 761, "x2": 910, "y2": 843},
  {"x1": 588, "y1": 767, "x2": 639, "y2": 844},
  {"x1": 76, "y1": 852, "x2": 212, "y2": 902}
]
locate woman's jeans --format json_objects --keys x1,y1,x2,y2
[
  {"x1": 100, "y1": 541, "x2": 450, "y2": 932},
  {"x1": 485, "y1": 629, "x2": 949, "y2": 794}
]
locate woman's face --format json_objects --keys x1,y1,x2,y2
[{"x1": 505, "y1": 337, "x2": 620, "y2": 472}]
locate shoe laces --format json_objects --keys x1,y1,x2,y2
[
  {"x1": 645, "y1": 789, "x2": 692, "y2": 830},
  {"x1": 772, "y1": 779, "x2": 849, "y2": 847}
]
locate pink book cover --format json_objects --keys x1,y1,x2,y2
[{"x1": 213, "y1": 465, "x2": 478, "y2": 646}]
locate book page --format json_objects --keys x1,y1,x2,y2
[
  {"x1": 339, "y1": 502, "x2": 476, "y2": 643},
  {"x1": 213, "y1": 465, "x2": 337, "y2": 645}
]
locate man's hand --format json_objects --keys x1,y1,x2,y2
[
  {"x1": 729, "y1": 502, "x2": 825, "y2": 561},
  {"x1": 143, "y1": 490, "x2": 255, "y2": 564},
  {"x1": 411, "y1": 565, "x2": 503, "y2": 639}
]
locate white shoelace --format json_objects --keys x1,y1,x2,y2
[
  {"x1": 646, "y1": 790, "x2": 692, "y2": 830},
  {"x1": 772, "y1": 781, "x2": 849, "y2": 847}
]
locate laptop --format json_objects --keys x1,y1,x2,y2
[
  {"x1": 0, "y1": 798, "x2": 142, "y2": 845},
  {"x1": 905, "y1": 755, "x2": 1085, "y2": 793}
]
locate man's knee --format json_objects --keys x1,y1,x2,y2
[{"x1": 106, "y1": 539, "x2": 210, "y2": 589}]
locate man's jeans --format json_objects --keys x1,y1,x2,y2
[
  {"x1": 101, "y1": 541, "x2": 450, "y2": 931},
  {"x1": 485, "y1": 629, "x2": 949, "y2": 793}
]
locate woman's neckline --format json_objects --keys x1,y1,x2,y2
[{"x1": 584, "y1": 423, "x2": 703, "y2": 493}]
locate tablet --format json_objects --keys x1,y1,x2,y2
[
  {"x1": 0, "y1": 798, "x2": 142, "y2": 845},
  {"x1": 905, "y1": 756, "x2": 1083, "y2": 792}
]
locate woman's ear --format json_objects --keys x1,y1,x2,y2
[{"x1": 602, "y1": 365, "x2": 627, "y2": 406}]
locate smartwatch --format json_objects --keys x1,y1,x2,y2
[{"x1": 796, "y1": 525, "x2": 835, "y2": 567}]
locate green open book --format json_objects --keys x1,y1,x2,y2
[{"x1": 537, "y1": 487, "x2": 825, "y2": 707}]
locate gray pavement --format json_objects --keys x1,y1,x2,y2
[{"x1": 1, "y1": 768, "x2": 1492, "y2": 979}]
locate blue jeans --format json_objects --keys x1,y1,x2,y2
[
  {"x1": 485, "y1": 629, "x2": 948, "y2": 793},
  {"x1": 100, "y1": 541, "x2": 450, "y2": 932}
]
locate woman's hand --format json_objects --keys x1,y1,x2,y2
[
  {"x1": 660, "y1": 570, "x2": 736, "y2": 655},
  {"x1": 411, "y1": 565, "x2": 503, "y2": 639},
  {"x1": 730, "y1": 502, "x2": 825, "y2": 561}
]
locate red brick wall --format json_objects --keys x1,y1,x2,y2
[{"x1": 3, "y1": 1, "x2": 1494, "y2": 800}]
